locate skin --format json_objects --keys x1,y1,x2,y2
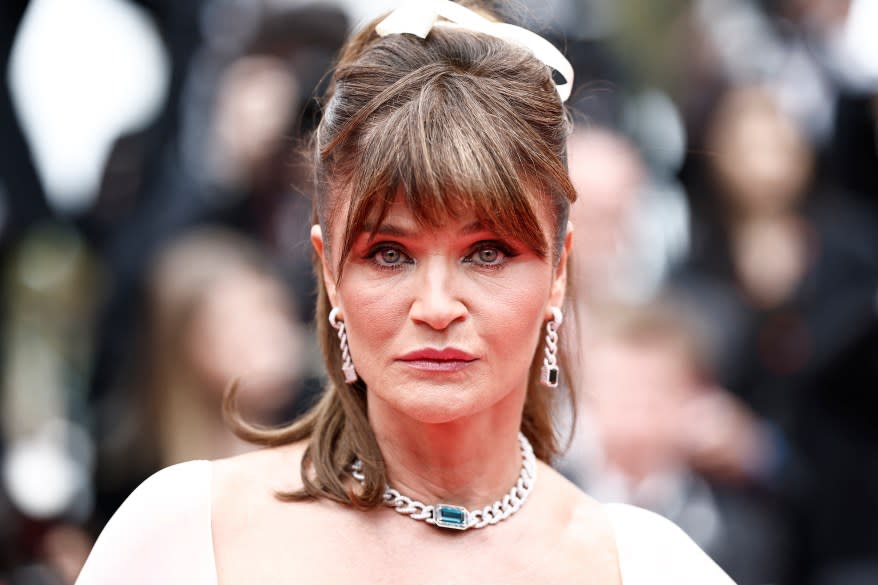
[
  {"x1": 318, "y1": 197, "x2": 568, "y2": 506},
  {"x1": 210, "y1": 195, "x2": 623, "y2": 584}
]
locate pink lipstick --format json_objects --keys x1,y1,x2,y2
[{"x1": 397, "y1": 348, "x2": 478, "y2": 372}]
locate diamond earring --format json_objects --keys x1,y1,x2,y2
[
  {"x1": 328, "y1": 307, "x2": 358, "y2": 384},
  {"x1": 540, "y1": 307, "x2": 563, "y2": 388}
]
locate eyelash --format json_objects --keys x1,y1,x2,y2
[
  {"x1": 366, "y1": 245, "x2": 413, "y2": 271},
  {"x1": 463, "y1": 241, "x2": 516, "y2": 270},
  {"x1": 364, "y1": 241, "x2": 517, "y2": 272}
]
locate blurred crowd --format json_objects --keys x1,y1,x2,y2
[{"x1": 1, "y1": 1, "x2": 876, "y2": 584}]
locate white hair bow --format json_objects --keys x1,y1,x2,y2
[{"x1": 375, "y1": 0, "x2": 574, "y2": 103}]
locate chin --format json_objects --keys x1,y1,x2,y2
[
  {"x1": 370, "y1": 378, "x2": 497, "y2": 425},
  {"x1": 406, "y1": 402, "x2": 481, "y2": 425}
]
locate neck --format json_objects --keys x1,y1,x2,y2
[{"x1": 368, "y1": 390, "x2": 527, "y2": 509}]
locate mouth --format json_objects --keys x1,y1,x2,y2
[{"x1": 397, "y1": 348, "x2": 478, "y2": 372}]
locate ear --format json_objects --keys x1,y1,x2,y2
[
  {"x1": 546, "y1": 220, "x2": 573, "y2": 318},
  {"x1": 311, "y1": 224, "x2": 341, "y2": 311}
]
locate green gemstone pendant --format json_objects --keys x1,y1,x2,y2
[{"x1": 434, "y1": 504, "x2": 470, "y2": 530}]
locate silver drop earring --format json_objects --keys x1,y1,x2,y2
[
  {"x1": 540, "y1": 307, "x2": 563, "y2": 388},
  {"x1": 328, "y1": 307, "x2": 358, "y2": 384}
]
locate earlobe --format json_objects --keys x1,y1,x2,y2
[{"x1": 311, "y1": 224, "x2": 341, "y2": 309}]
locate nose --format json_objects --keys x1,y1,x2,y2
[{"x1": 409, "y1": 257, "x2": 466, "y2": 330}]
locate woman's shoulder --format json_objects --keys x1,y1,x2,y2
[
  {"x1": 544, "y1": 470, "x2": 736, "y2": 584},
  {"x1": 602, "y1": 503, "x2": 737, "y2": 584},
  {"x1": 534, "y1": 464, "x2": 623, "y2": 582},
  {"x1": 211, "y1": 441, "x2": 307, "y2": 503},
  {"x1": 538, "y1": 462, "x2": 614, "y2": 540},
  {"x1": 76, "y1": 460, "x2": 216, "y2": 585},
  {"x1": 210, "y1": 442, "x2": 310, "y2": 548},
  {"x1": 91, "y1": 459, "x2": 213, "y2": 540}
]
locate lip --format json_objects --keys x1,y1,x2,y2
[
  {"x1": 397, "y1": 348, "x2": 478, "y2": 373},
  {"x1": 398, "y1": 348, "x2": 477, "y2": 361}
]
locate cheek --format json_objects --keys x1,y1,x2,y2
[
  {"x1": 479, "y1": 282, "x2": 546, "y2": 333},
  {"x1": 337, "y1": 274, "x2": 409, "y2": 369},
  {"x1": 471, "y1": 269, "x2": 552, "y2": 369},
  {"x1": 337, "y1": 262, "x2": 553, "y2": 384}
]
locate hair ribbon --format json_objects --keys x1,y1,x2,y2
[{"x1": 375, "y1": 0, "x2": 574, "y2": 103}]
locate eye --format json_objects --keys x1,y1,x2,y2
[
  {"x1": 368, "y1": 245, "x2": 412, "y2": 269},
  {"x1": 465, "y1": 242, "x2": 514, "y2": 268},
  {"x1": 379, "y1": 248, "x2": 402, "y2": 264},
  {"x1": 476, "y1": 247, "x2": 500, "y2": 264}
]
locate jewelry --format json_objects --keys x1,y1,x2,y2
[
  {"x1": 540, "y1": 306, "x2": 562, "y2": 388},
  {"x1": 375, "y1": 0, "x2": 574, "y2": 103},
  {"x1": 328, "y1": 307, "x2": 358, "y2": 384},
  {"x1": 351, "y1": 432, "x2": 537, "y2": 531}
]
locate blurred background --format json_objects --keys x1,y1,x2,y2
[{"x1": 0, "y1": 0, "x2": 875, "y2": 584}]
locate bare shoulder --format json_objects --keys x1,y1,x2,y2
[
  {"x1": 535, "y1": 462, "x2": 622, "y2": 581},
  {"x1": 77, "y1": 461, "x2": 216, "y2": 585},
  {"x1": 210, "y1": 442, "x2": 309, "y2": 535},
  {"x1": 213, "y1": 441, "x2": 307, "y2": 497},
  {"x1": 209, "y1": 442, "x2": 335, "y2": 583},
  {"x1": 537, "y1": 461, "x2": 615, "y2": 538}
]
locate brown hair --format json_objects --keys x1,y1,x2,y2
[{"x1": 226, "y1": 4, "x2": 578, "y2": 507}]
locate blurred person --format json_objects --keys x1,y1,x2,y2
[
  {"x1": 677, "y1": 0, "x2": 878, "y2": 216},
  {"x1": 85, "y1": 3, "x2": 349, "y2": 425},
  {"x1": 560, "y1": 301, "x2": 792, "y2": 584},
  {"x1": 75, "y1": 3, "x2": 734, "y2": 584},
  {"x1": 705, "y1": 85, "x2": 814, "y2": 308},
  {"x1": 200, "y1": 48, "x2": 317, "y2": 316},
  {"x1": 675, "y1": 84, "x2": 878, "y2": 584},
  {"x1": 145, "y1": 227, "x2": 310, "y2": 464},
  {"x1": 206, "y1": 55, "x2": 300, "y2": 199},
  {"x1": 568, "y1": 128, "x2": 645, "y2": 305},
  {"x1": 84, "y1": 3, "x2": 348, "y2": 529},
  {"x1": 179, "y1": 3, "x2": 349, "y2": 307},
  {"x1": 679, "y1": 0, "x2": 842, "y2": 147},
  {"x1": 0, "y1": 2, "x2": 327, "y2": 582},
  {"x1": 568, "y1": 127, "x2": 689, "y2": 308},
  {"x1": 92, "y1": 226, "x2": 317, "y2": 531}
]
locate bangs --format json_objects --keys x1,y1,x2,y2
[{"x1": 334, "y1": 67, "x2": 570, "y2": 271}]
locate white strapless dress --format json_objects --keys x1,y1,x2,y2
[{"x1": 75, "y1": 460, "x2": 737, "y2": 584}]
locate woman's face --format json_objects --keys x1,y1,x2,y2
[{"x1": 312, "y1": 195, "x2": 571, "y2": 426}]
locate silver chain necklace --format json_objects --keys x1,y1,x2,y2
[{"x1": 351, "y1": 432, "x2": 537, "y2": 531}]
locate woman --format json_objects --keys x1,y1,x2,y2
[{"x1": 75, "y1": 2, "x2": 735, "y2": 583}]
